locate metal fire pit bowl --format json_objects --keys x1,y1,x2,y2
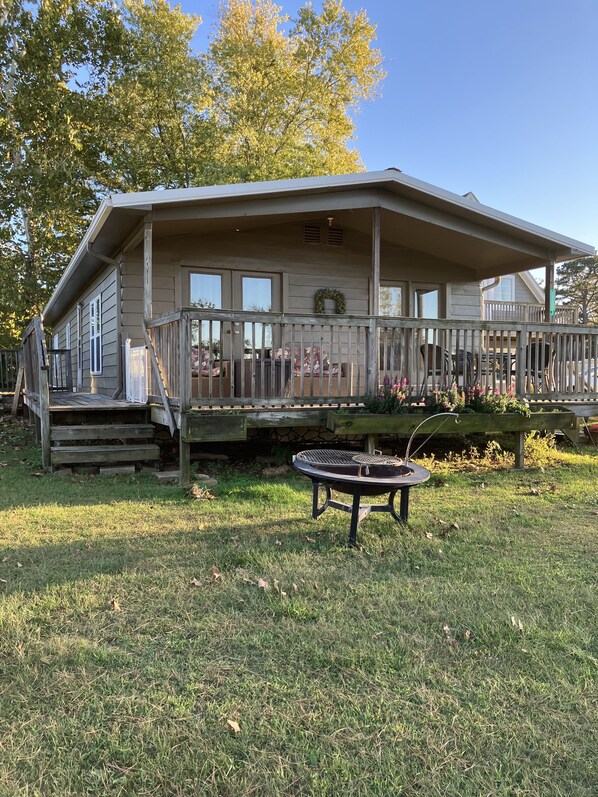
[{"x1": 293, "y1": 449, "x2": 430, "y2": 547}]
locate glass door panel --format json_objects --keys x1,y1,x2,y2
[
  {"x1": 379, "y1": 285, "x2": 404, "y2": 317},
  {"x1": 242, "y1": 276, "x2": 273, "y2": 355},
  {"x1": 189, "y1": 272, "x2": 223, "y2": 359}
]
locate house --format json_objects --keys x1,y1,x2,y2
[
  {"x1": 482, "y1": 271, "x2": 577, "y2": 324},
  {"x1": 20, "y1": 169, "x2": 596, "y2": 479}
]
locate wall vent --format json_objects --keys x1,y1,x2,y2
[
  {"x1": 303, "y1": 224, "x2": 321, "y2": 244},
  {"x1": 327, "y1": 227, "x2": 344, "y2": 246}
]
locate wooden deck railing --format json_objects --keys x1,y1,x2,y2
[
  {"x1": 21, "y1": 318, "x2": 51, "y2": 467},
  {"x1": 0, "y1": 349, "x2": 19, "y2": 392},
  {"x1": 47, "y1": 348, "x2": 73, "y2": 392},
  {"x1": 483, "y1": 301, "x2": 578, "y2": 324},
  {"x1": 146, "y1": 309, "x2": 598, "y2": 412}
]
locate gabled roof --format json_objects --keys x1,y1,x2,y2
[{"x1": 43, "y1": 169, "x2": 595, "y2": 324}]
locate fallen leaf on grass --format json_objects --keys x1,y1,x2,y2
[
  {"x1": 275, "y1": 539, "x2": 283, "y2": 546},
  {"x1": 529, "y1": 488, "x2": 541, "y2": 496},
  {"x1": 450, "y1": 522, "x2": 460, "y2": 531},
  {"x1": 292, "y1": 583, "x2": 298, "y2": 593},
  {"x1": 0, "y1": 462, "x2": 7, "y2": 468},
  {"x1": 257, "y1": 578, "x2": 270, "y2": 591},
  {"x1": 109, "y1": 598, "x2": 121, "y2": 612},
  {"x1": 211, "y1": 566, "x2": 222, "y2": 582},
  {"x1": 442, "y1": 624, "x2": 458, "y2": 649},
  {"x1": 189, "y1": 578, "x2": 203, "y2": 587},
  {"x1": 550, "y1": 484, "x2": 558, "y2": 493},
  {"x1": 303, "y1": 536, "x2": 316, "y2": 544},
  {"x1": 227, "y1": 719, "x2": 241, "y2": 734},
  {"x1": 187, "y1": 484, "x2": 215, "y2": 501},
  {"x1": 0, "y1": 579, "x2": 7, "y2": 585},
  {"x1": 510, "y1": 615, "x2": 524, "y2": 632},
  {"x1": 16, "y1": 562, "x2": 23, "y2": 568},
  {"x1": 2, "y1": 556, "x2": 10, "y2": 563},
  {"x1": 31, "y1": 472, "x2": 44, "y2": 477},
  {"x1": 425, "y1": 532, "x2": 434, "y2": 539}
]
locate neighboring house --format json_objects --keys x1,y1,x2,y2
[
  {"x1": 482, "y1": 271, "x2": 577, "y2": 323},
  {"x1": 22, "y1": 169, "x2": 596, "y2": 476}
]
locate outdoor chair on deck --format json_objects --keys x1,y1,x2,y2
[
  {"x1": 419, "y1": 344, "x2": 451, "y2": 394},
  {"x1": 511, "y1": 342, "x2": 554, "y2": 392}
]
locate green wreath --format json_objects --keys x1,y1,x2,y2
[{"x1": 314, "y1": 288, "x2": 346, "y2": 315}]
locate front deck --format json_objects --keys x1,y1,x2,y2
[{"x1": 14, "y1": 311, "x2": 598, "y2": 480}]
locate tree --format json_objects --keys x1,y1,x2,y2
[
  {"x1": 556, "y1": 257, "x2": 598, "y2": 325},
  {"x1": 0, "y1": 0, "x2": 384, "y2": 345},
  {"x1": 206, "y1": 0, "x2": 384, "y2": 183},
  {"x1": 0, "y1": 0, "x2": 125, "y2": 345}
]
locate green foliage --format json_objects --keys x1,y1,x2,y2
[
  {"x1": 313, "y1": 287, "x2": 346, "y2": 314},
  {"x1": 425, "y1": 384, "x2": 531, "y2": 416},
  {"x1": 556, "y1": 256, "x2": 598, "y2": 324}
]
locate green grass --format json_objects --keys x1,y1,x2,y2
[{"x1": 0, "y1": 418, "x2": 597, "y2": 796}]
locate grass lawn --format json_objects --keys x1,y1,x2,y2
[{"x1": 0, "y1": 418, "x2": 596, "y2": 797}]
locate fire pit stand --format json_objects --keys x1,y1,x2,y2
[{"x1": 293, "y1": 449, "x2": 430, "y2": 547}]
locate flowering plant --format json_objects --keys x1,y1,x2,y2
[
  {"x1": 425, "y1": 384, "x2": 530, "y2": 417},
  {"x1": 363, "y1": 377, "x2": 412, "y2": 414}
]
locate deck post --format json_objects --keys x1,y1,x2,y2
[
  {"x1": 514, "y1": 328, "x2": 526, "y2": 398},
  {"x1": 39, "y1": 361, "x2": 51, "y2": 469},
  {"x1": 371, "y1": 207, "x2": 381, "y2": 315},
  {"x1": 544, "y1": 261, "x2": 555, "y2": 321},
  {"x1": 514, "y1": 431, "x2": 525, "y2": 469},
  {"x1": 178, "y1": 310, "x2": 191, "y2": 486},
  {"x1": 143, "y1": 219, "x2": 153, "y2": 320}
]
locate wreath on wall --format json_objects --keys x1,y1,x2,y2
[{"x1": 314, "y1": 288, "x2": 346, "y2": 315}]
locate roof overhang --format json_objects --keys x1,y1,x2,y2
[{"x1": 43, "y1": 170, "x2": 595, "y2": 324}]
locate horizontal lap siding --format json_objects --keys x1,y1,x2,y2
[
  {"x1": 51, "y1": 265, "x2": 118, "y2": 396},
  {"x1": 121, "y1": 255, "x2": 176, "y2": 346}
]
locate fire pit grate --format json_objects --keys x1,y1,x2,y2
[{"x1": 295, "y1": 449, "x2": 402, "y2": 467}]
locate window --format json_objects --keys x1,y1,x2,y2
[
  {"x1": 52, "y1": 333, "x2": 59, "y2": 350},
  {"x1": 89, "y1": 295, "x2": 102, "y2": 374},
  {"x1": 483, "y1": 276, "x2": 514, "y2": 302},
  {"x1": 65, "y1": 322, "x2": 71, "y2": 350}
]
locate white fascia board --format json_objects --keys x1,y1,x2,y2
[{"x1": 43, "y1": 197, "x2": 113, "y2": 320}]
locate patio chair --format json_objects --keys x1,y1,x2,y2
[
  {"x1": 511, "y1": 342, "x2": 554, "y2": 392},
  {"x1": 454, "y1": 350, "x2": 475, "y2": 386},
  {"x1": 420, "y1": 343, "x2": 451, "y2": 393}
]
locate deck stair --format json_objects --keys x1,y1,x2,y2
[{"x1": 49, "y1": 409, "x2": 159, "y2": 469}]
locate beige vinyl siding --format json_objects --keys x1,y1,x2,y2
[
  {"x1": 52, "y1": 265, "x2": 119, "y2": 396},
  {"x1": 514, "y1": 274, "x2": 541, "y2": 303},
  {"x1": 126, "y1": 221, "x2": 478, "y2": 324},
  {"x1": 446, "y1": 282, "x2": 483, "y2": 321}
]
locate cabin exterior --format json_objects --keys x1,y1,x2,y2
[{"x1": 18, "y1": 170, "x2": 597, "y2": 480}]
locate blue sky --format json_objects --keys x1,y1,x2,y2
[{"x1": 183, "y1": 0, "x2": 598, "y2": 251}]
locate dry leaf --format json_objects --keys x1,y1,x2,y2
[
  {"x1": 16, "y1": 562, "x2": 23, "y2": 568},
  {"x1": 304, "y1": 536, "x2": 316, "y2": 544},
  {"x1": 230, "y1": 535, "x2": 240, "y2": 543},
  {"x1": 211, "y1": 566, "x2": 222, "y2": 582},
  {"x1": 31, "y1": 471, "x2": 44, "y2": 477},
  {"x1": 425, "y1": 532, "x2": 433, "y2": 539},
  {"x1": 464, "y1": 629, "x2": 472, "y2": 641},
  {"x1": 450, "y1": 522, "x2": 460, "y2": 531},
  {"x1": 292, "y1": 583, "x2": 298, "y2": 593},
  {"x1": 257, "y1": 578, "x2": 269, "y2": 591},
  {"x1": 0, "y1": 578, "x2": 7, "y2": 585},
  {"x1": 529, "y1": 488, "x2": 540, "y2": 496},
  {"x1": 442, "y1": 624, "x2": 458, "y2": 648},
  {"x1": 2, "y1": 556, "x2": 11, "y2": 563},
  {"x1": 275, "y1": 539, "x2": 283, "y2": 546},
  {"x1": 0, "y1": 462, "x2": 7, "y2": 468},
  {"x1": 109, "y1": 598, "x2": 121, "y2": 612},
  {"x1": 510, "y1": 615, "x2": 524, "y2": 632},
  {"x1": 227, "y1": 719, "x2": 241, "y2": 734},
  {"x1": 549, "y1": 484, "x2": 558, "y2": 493},
  {"x1": 190, "y1": 578, "x2": 203, "y2": 587}
]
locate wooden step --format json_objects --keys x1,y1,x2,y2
[
  {"x1": 51, "y1": 444, "x2": 160, "y2": 465},
  {"x1": 51, "y1": 424, "x2": 154, "y2": 442}
]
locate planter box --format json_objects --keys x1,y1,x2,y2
[{"x1": 327, "y1": 410, "x2": 576, "y2": 436}]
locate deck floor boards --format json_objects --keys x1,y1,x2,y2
[{"x1": 48, "y1": 392, "x2": 143, "y2": 411}]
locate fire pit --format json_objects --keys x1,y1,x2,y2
[{"x1": 292, "y1": 449, "x2": 430, "y2": 546}]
